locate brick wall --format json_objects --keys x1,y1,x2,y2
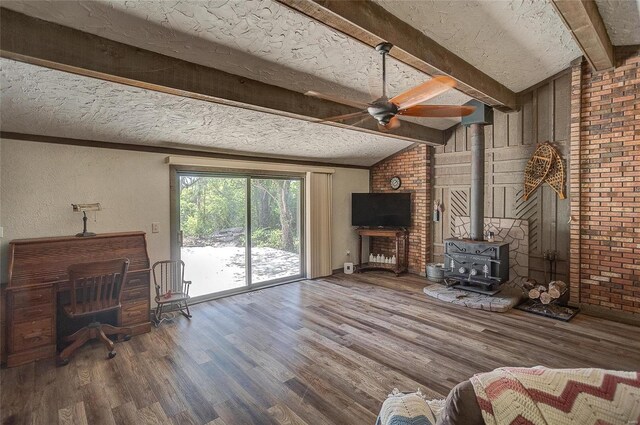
[
  {"x1": 571, "y1": 47, "x2": 640, "y2": 318},
  {"x1": 569, "y1": 59, "x2": 583, "y2": 306},
  {"x1": 370, "y1": 144, "x2": 430, "y2": 274}
]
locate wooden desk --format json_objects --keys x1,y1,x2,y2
[
  {"x1": 4, "y1": 232, "x2": 152, "y2": 367},
  {"x1": 357, "y1": 228, "x2": 409, "y2": 276}
]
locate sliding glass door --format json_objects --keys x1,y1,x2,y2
[
  {"x1": 178, "y1": 175, "x2": 247, "y2": 297},
  {"x1": 250, "y1": 178, "x2": 302, "y2": 284},
  {"x1": 175, "y1": 172, "x2": 303, "y2": 299}
]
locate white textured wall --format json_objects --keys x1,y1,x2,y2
[
  {"x1": 331, "y1": 168, "x2": 370, "y2": 270},
  {"x1": 0, "y1": 140, "x2": 170, "y2": 284},
  {"x1": 0, "y1": 140, "x2": 369, "y2": 283}
]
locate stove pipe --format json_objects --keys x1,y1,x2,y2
[
  {"x1": 470, "y1": 123, "x2": 484, "y2": 241},
  {"x1": 461, "y1": 100, "x2": 493, "y2": 241}
]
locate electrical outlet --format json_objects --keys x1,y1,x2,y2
[{"x1": 151, "y1": 222, "x2": 160, "y2": 233}]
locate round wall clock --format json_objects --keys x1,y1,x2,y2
[{"x1": 390, "y1": 176, "x2": 402, "y2": 190}]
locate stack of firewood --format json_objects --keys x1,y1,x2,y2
[{"x1": 522, "y1": 278, "x2": 567, "y2": 304}]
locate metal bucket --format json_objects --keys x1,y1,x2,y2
[{"x1": 426, "y1": 263, "x2": 445, "y2": 283}]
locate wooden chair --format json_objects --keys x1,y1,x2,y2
[
  {"x1": 152, "y1": 260, "x2": 192, "y2": 326},
  {"x1": 57, "y1": 258, "x2": 132, "y2": 366}
]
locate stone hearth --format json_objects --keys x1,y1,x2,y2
[{"x1": 423, "y1": 284, "x2": 523, "y2": 312}]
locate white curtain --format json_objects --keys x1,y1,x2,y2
[{"x1": 305, "y1": 172, "x2": 333, "y2": 278}]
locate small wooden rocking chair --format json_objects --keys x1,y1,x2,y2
[{"x1": 152, "y1": 260, "x2": 192, "y2": 326}]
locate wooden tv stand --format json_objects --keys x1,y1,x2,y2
[{"x1": 356, "y1": 228, "x2": 409, "y2": 276}]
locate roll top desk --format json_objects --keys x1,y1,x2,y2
[{"x1": 4, "y1": 232, "x2": 152, "y2": 367}]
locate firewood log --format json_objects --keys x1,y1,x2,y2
[
  {"x1": 522, "y1": 278, "x2": 537, "y2": 291},
  {"x1": 528, "y1": 288, "x2": 541, "y2": 299},
  {"x1": 537, "y1": 285, "x2": 547, "y2": 293},
  {"x1": 540, "y1": 291, "x2": 552, "y2": 304},
  {"x1": 548, "y1": 281, "x2": 567, "y2": 299}
]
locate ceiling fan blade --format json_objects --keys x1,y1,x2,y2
[
  {"x1": 399, "y1": 105, "x2": 476, "y2": 118},
  {"x1": 317, "y1": 111, "x2": 369, "y2": 123},
  {"x1": 305, "y1": 91, "x2": 369, "y2": 109},
  {"x1": 350, "y1": 115, "x2": 374, "y2": 128},
  {"x1": 390, "y1": 76, "x2": 456, "y2": 110},
  {"x1": 378, "y1": 116, "x2": 401, "y2": 131}
]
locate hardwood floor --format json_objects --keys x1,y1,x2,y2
[{"x1": 2, "y1": 273, "x2": 640, "y2": 425}]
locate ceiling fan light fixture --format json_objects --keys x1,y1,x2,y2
[{"x1": 367, "y1": 102, "x2": 398, "y2": 124}]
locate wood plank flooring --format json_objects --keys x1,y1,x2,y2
[{"x1": 2, "y1": 273, "x2": 640, "y2": 425}]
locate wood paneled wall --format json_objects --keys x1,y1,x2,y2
[{"x1": 432, "y1": 71, "x2": 572, "y2": 284}]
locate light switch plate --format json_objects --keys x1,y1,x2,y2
[{"x1": 151, "y1": 222, "x2": 160, "y2": 233}]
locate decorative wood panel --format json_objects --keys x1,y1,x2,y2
[
  {"x1": 514, "y1": 188, "x2": 539, "y2": 254},
  {"x1": 449, "y1": 189, "x2": 469, "y2": 238},
  {"x1": 433, "y1": 71, "x2": 571, "y2": 284}
]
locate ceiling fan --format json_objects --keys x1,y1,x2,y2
[{"x1": 306, "y1": 42, "x2": 475, "y2": 131}]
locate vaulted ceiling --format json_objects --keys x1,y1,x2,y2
[
  {"x1": 0, "y1": 59, "x2": 414, "y2": 166},
  {"x1": 373, "y1": 0, "x2": 582, "y2": 92},
  {"x1": 595, "y1": 0, "x2": 640, "y2": 45},
  {"x1": 3, "y1": 0, "x2": 448, "y2": 110},
  {"x1": 0, "y1": 0, "x2": 636, "y2": 166}
]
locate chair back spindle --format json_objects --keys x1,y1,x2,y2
[
  {"x1": 153, "y1": 260, "x2": 187, "y2": 298},
  {"x1": 58, "y1": 258, "x2": 132, "y2": 365},
  {"x1": 67, "y1": 258, "x2": 130, "y2": 317}
]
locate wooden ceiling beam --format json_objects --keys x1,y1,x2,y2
[
  {"x1": 0, "y1": 8, "x2": 444, "y2": 146},
  {"x1": 0, "y1": 132, "x2": 371, "y2": 169},
  {"x1": 276, "y1": 0, "x2": 517, "y2": 111},
  {"x1": 551, "y1": 0, "x2": 614, "y2": 71}
]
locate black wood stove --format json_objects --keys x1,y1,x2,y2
[
  {"x1": 443, "y1": 239, "x2": 509, "y2": 295},
  {"x1": 442, "y1": 101, "x2": 509, "y2": 295}
]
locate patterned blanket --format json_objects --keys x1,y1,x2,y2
[
  {"x1": 376, "y1": 389, "x2": 445, "y2": 425},
  {"x1": 470, "y1": 367, "x2": 640, "y2": 425}
]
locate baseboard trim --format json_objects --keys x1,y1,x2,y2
[
  {"x1": 572, "y1": 303, "x2": 640, "y2": 326},
  {"x1": 331, "y1": 269, "x2": 425, "y2": 278}
]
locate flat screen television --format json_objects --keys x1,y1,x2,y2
[{"x1": 352, "y1": 193, "x2": 411, "y2": 227}]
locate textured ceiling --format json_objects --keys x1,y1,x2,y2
[
  {"x1": 3, "y1": 0, "x2": 627, "y2": 165},
  {"x1": 0, "y1": 59, "x2": 413, "y2": 166},
  {"x1": 595, "y1": 0, "x2": 640, "y2": 46},
  {"x1": 373, "y1": 0, "x2": 582, "y2": 92},
  {"x1": 0, "y1": 0, "x2": 471, "y2": 131}
]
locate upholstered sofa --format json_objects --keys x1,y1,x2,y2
[{"x1": 377, "y1": 367, "x2": 640, "y2": 425}]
